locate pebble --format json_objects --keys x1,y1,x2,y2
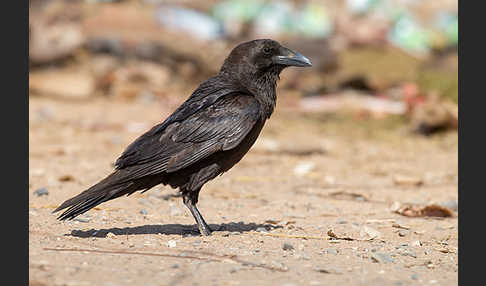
[
  {"x1": 371, "y1": 253, "x2": 394, "y2": 264},
  {"x1": 293, "y1": 162, "x2": 315, "y2": 176},
  {"x1": 139, "y1": 209, "x2": 148, "y2": 215},
  {"x1": 282, "y1": 242, "x2": 294, "y2": 251},
  {"x1": 256, "y1": 227, "x2": 268, "y2": 233},
  {"x1": 401, "y1": 250, "x2": 417, "y2": 258},
  {"x1": 326, "y1": 248, "x2": 338, "y2": 255},
  {"x1": 167, "y1": 240, "x2": 177, "y2": 248},
  {"x1": 74, "y1": 216, "x2": 91, "y2": 223},
  {"x1": 314, "y1": 266, "x2": 343, "y2": 274},
  {"x1": 33, "y1": 187, "x2": 49, "y2": 197},
  {"x1": 106, "y1": 232, "x2": 116, "y2": 239},
  {"x1": 398, "y1": 230, "x2": 410, "y2": 237},
  {"x1": 411, "y1": 240, "x2": 422, "y2": 247}
]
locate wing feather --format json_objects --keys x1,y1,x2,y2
[{"x1": 113, "y1": 93, "x2": 260, "y2": 177}]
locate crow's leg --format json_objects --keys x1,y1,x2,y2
[{"x1": 182, "y1": 189, "x2": 212, "y2": 236}]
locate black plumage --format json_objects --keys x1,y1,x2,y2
[{"x1": 54, "y1": 39, "x2": 312, "y2": 235}]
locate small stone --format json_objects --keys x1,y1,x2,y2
[
  {"x1": 106, "y1": 232, "x2": 116, "y2": 239},
  {"x1": 293, "y1": 162, "x2": 315, "y2": 176},
  {"x1": 314, "y1": 266, "x2": 343, "y2": 274},
  {"x1": 401, "y1": 250, "x2": 417, "y2": 258},
  {"x1": 411, "y1": 240, "x2": 422, "y2": 247},
  {"x1": 139, "y1": 209, "x2": 148, "y2": 215},
  {"x1": 398, "y1": 230, "x2": 409, "y2": 237},
  {"x1": 326, "y1": 248, "x2": 338, "y2": 255},
  {"x1": 193, "y1": 240, "x2": 201, "y2": 246},
  {"x1": 33, "y1": 187, "x2": 49, "y2": 197},
  {"x1": 255, "y1": 227, "x2": 268, "y2": 233},
  {"x1": 167, "y1": 240, "x2": 177, "y2": 248},
  {"x1": 282, "y1": 242, "x2": 294, "y2": 251},
  {"x1": 371, "y1": 253, "x2": 394, "y2": 264},
  {"x1": 74, "y1": 216, "x2": 90, "y2": 223},
  {"x1": 336, "y1": 219, "x2": 347, "y2": 224},
  {"x1": 360, "y1": 226, "x2": 382, "y2": 240}
]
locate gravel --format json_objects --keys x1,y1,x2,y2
[
  {"x1": 371, "y1": 253, "x2": 394, "y2": 264},
  {"x1": 33, "y1": 187, "x2": 49, "y2": 197},
  {"x1": 256, "y1": 227, "x2": 268, "y2": 233},
  {"x1": 326, "y1": 248, "x2": 338, "y2": 255},
  {"x1": 398, "y1": 230, "x2": 410, "y2": 237},
  {"x1": 282, "y1": 242, "x2": 294, "y2": 251}
]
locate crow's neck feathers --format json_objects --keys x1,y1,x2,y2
[{"x1": 219, "y1": 65, "x2": 283, "y2": 120}]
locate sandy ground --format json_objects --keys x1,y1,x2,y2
[{"x1": 29, "y1": 94, "x2": 458, "y2": 286}]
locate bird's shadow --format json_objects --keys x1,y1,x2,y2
[{"x1": 68, "y1": 221, "x2": 282, "y2": 238}]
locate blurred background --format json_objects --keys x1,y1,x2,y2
[{"x1": 29, "y1": 0, "x2": 457, "y2": 135}]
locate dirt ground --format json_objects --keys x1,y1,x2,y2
[{"x1": 29, "y1": 93, "x2": 458, "y2": 286}]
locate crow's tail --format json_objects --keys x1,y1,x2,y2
[{"x1": 53, "y1": 170, "x2": 158, "y2": 220}]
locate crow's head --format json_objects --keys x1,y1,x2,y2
[
  {"x1": 220, "y1": 39, "x2": 312, "y2": 81},
  {"x1": 219, "y1": 39, "x2": 312, "y2": 118}
]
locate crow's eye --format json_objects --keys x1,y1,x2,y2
[{"x1": 263, "y1": 47, "x2": 272, "y2": 55}]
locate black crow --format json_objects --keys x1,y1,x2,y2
[{"x1": 54, "y1": 39, "x2": 312, "y2": 236}]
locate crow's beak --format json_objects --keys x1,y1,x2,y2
[{"x1": 273, "y1": 47, "x2": 312, "y2": 67}]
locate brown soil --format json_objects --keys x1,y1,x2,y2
[{"x1": 29, "y1": 94, "x2": 457, "y2": 286}]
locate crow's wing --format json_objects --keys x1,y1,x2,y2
[
  {"x1": 114, "y1": 93, "x2": 261, "y2": 177},
  {"x1": 115, "y1": 76, "x2": 244, "y2": 169}
]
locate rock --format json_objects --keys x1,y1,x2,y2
[
  {"x1": 371, "y1": 253, "x2": 394, "y2": 264},
  {"x1": 360, "y1": 226, "x2": 382, "y2": 240},
  {"x1": 326, "y1": 248, "x2": 338, "y2": 255},
  {"x1": 167, "y1": 240, "x2": 177, "y2": 248},
  {"x1": 398, "y1": 230, "x2": 410, "y2": 237},
  {"x1": 282, "y1": 242, "x2": 294, "y2": 251},
  {"x1": 401, "y1": 250, "x2": 417, "y2": 258},
  {"x1": 106, "y1": 232, "x2": 116, "y2": 239},
  {"x1": 33, "y1": 187, "x2": 49, "y2": 197},
  {"x1": 393, "y1": 175, "x2": 424, "y2": 186},
  {"x1": 293, "y1": 162, "x2": 315, "y2": 176},
  {"x1": 255, "y1": 227, "x2": 268, "y2": 233},
  {"x1": 74, "y1": 216, "x2": 91, "y2": 223},
  {"x1": 411, "y1": 240, "x2": 422, "y2": 247},
  {"x1": 314, "y1": 266, "x2": 343, "y2": 274},
  {"x1": 139, "y1": 209, "x2": 148, "y2": 215}
]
